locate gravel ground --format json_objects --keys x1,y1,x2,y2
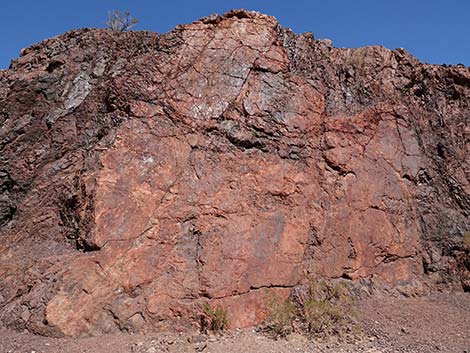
[{"x1": 1, "y1": 293, "x2": 469, "y2": 353}]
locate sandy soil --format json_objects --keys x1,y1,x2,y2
[{"x1": 1, "y1": 293, "x2": 469, "y2": 353}]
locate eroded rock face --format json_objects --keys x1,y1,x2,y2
[{"x1": 0, "y1": 10, "x2": 469, "y2": 336}]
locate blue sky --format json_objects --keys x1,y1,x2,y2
[{"x1": 1, "y1": 0, "x2": 469, "y2": 69}]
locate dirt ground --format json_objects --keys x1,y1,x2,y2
[{"x1": 1, "y1": 293, "x2": 469, "y2": 353}]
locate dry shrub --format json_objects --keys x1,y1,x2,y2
[
  {"x1": 203, "y1": 303, "x2": 228, "y2": 333},
  {"x1": 264, "y1": 279, "x2": 357, "y2": 338},
  {"x1": 107, "y1": 10, "x2": 138, "y2": 32},
  {"x1": 265, "y1": 296, "x2": 296, "y2": 338}
]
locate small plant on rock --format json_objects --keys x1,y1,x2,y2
[{"x1": 106, "y1": 10, "x2": 138, "y2": 32}]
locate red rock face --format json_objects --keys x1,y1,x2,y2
[{"x1": 0, "y1": 10, "x2": 469, "y2": 336}]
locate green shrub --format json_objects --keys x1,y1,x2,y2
[
  {"x1": 203, "y1": 303, "x2": 228, "y2": 333},
  {"x1": 302, "y1": 280, "x2": 353, "y2": 335},
  {"x1": 264, "y1": 279, "x2": 356, "y2": 338},
  {"x1": 265, "y1": 296, "x2": 296, "y2": 338}
]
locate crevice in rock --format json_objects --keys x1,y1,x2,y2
[
  {"x1": 210, "y1": 283, "x2": 296, "y2": 300},
  {"x1": 225, "y1": 131, "x2": 265, "y2": 151},
  {"x1": 45, "y1": 60, "x2": 64, "y2": 73},
  {"x1": 347, "y1": 237, "x2": 357, "y2": 259},
  {"x1": 303, "y1": 226, "x2": 321, "y2": 260},
  {"x1": 187, "y1": 220, "x2": 204, "y2": 292},
  {"x1": 59, "y1": 194, "x2": 80, "y2": 242},
  {"x1": 381, "y1": 253, "x2": 416, "y2": 264},
  {"x1": 81, "y1": 241, "x2": 102, "y2": 253},
  {"x1": 224, "y1": 9, "x2": 253, "y2": 20},
  {"x1": 402, "y1": 173, "x2": 414, "y2": 183},
  {"x1": 0, "y1": 171, "x2": 17, "y2": 228},
  {"x1": 323, "y1": 155, "x2": 356, "y2": 177}
]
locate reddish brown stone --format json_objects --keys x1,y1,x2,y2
[{"x1": 0, "y1": 10, "x2": 468, "y2": 336}]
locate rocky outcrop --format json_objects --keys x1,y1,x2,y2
[{"x1": 0, "y1": 10, "x2": 468, "y2": 337}]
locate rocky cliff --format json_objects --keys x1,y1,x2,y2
[{"x1": 0, "y1": 10, "x2": 469, "y2": 337}]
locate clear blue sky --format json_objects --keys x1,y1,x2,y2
[{"x1": 1, "y1": 0, "x2": 469, "y2": 69}]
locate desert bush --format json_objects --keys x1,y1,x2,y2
[
  {"x1": 203, "y1": 303, "x2": 228, "y2": 333},
  {"x1": 265, "y1": 296, "x2": 297, "y2": 338},
  {"x1": 264, "y1": 279, "x2": 356, "y2": 338},
  {"x1": 300, "y1": 279, "x2": 355, "y2": 335},
  {"x1": 107, "y1": 10, "x2": 138, "y2": 32}
]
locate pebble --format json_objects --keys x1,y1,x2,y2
[{"x1": 195, "y1": 342, "x2": 207, "y2": 352}]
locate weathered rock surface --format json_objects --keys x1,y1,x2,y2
[{"x1": 0, "y1": 10, "x2": 468, "y2": 337}]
